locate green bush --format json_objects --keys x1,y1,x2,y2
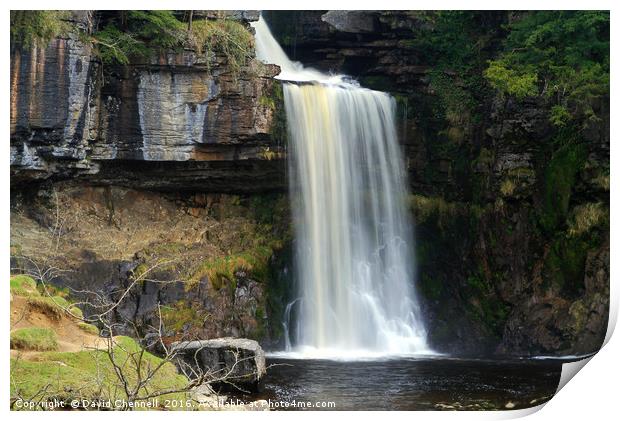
[
  {"x1": 93, "y1": 11, "x2": 184, "y2": 64},
  {"x1": 485, "y1": 11, "x2": 609, "y2": 126},
  {"x1": 484, "y1": 61, "x2": 538, "y2": 100},
  {"x1": 189, "y1": 19, "x2": 253, "y2": 76},
  {"x1": 10, "y1": 327, "x2": 58, "y2": 351}
]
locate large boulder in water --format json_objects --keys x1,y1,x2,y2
[{"x1": 171, "y1": 337, "x2": 266, "y2": 392}]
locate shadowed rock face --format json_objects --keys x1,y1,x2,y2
[{"x1": 10, "y1": 12, "x2": 286, "y2": 192}]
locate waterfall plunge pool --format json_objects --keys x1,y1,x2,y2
[{"x1": 235, "y1": 356, "x2": 564, "y2": 411}]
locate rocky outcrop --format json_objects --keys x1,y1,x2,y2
[
  {"x1": 10, "y1": 11, "x2": 286, "y2": 192},
  {"x1": 263, "y1": 11, "x2": 431, "y2": 93},
  {"x1": 172, "y1": 338, "x2": 266, "y2": 391}
]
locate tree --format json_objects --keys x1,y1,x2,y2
[{"x1": 485, "y1": 11, "x2": 609, "y2": 126}]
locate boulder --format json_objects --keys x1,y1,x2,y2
[{"x1": 172, "y1": 337, "x2": 266, "y2": 392}]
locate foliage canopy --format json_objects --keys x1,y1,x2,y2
[{"x1": 485, "y1": 11, "x2": 609, "y2": 126}]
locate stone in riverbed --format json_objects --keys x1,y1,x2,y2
[{"x1": 171, "y1": 337, "x2": 266, "y2": 392}]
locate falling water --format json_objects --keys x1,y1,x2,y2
[{"x1": 252, "y1": 17, "x2": 431, "y2": 358}]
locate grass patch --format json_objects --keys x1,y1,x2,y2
[
  {"x1": 592, "y1": 172, "x2": 610, "y2": 191},
  {"x1": 10, "y1": 275, "x2": 39, "y2": 297},
  {"x1": 28, "y1": 296, "x2": 83, "y2": 320},
  {"x1": 77, "y1": 322, "x2": 99, "y2": 336},
  {"x1": 499, "y1": 179, "x2": 516, "y2": 197},
  {"x1": 10, "y1": 336, "x2": 188, "y2": 408},
  {"x1": 189, "y1": 19, "x2": 253, "y2": 77},
  {"x1": 409, "y1": 194, "x2": 462, "y2": 230},
  {"x1": 568, "y1": 202, "x2": 608, "y2": 237},
  {"x1": 11, "y1": 327, "x2": 58, "y2": 351},
  {"x1": 190, "y1": 246, "x2": 273, "y2": 290}
]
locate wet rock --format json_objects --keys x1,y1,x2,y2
[{"x1": 172, "y1": 337, "x2": 266, "y2": 391}]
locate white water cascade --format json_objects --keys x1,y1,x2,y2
[{"x1": 252, "y1": 17, "x2": 432, "y2": 358}]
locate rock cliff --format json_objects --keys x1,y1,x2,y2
[{"x1": 11, "y1": 11, "x2": 286, "y2": 192}]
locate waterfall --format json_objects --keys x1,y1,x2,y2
[{"x1": 252, "y1": 17, "x2": 431, "y2": 358}]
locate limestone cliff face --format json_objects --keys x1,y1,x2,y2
[
  {"x1": 10, "y1": 12, "x2": 286, "y2": 192},
  {"x1": 10, "y1": 32, "x2": 98, "y2": 179}
]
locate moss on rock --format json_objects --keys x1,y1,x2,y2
[{"x1": 538, "y1": 141, "x2": 588, "y2": 235}]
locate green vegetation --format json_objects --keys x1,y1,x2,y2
[
  {"x1": 568, "y1": 202, "x2": 608, "y2": 237},
  {"x1": 409, "y1": 195, "x2": 457, "y2": 224},
  {"x1": 77, "y1": 322, "x2": 100, "y2": 335},
  {"x1": 484, "y1": 61, "x2": 538, "y2": 100},
  {"x1": 485, "y1": 11, "x2": 609, "y2": 126},
  {"x1": 189, "y1": 193, "x2": 289, "y2": 291},
  {"x1": 543, "y1": 235, "x2": 590, "y2": 297},
  {"x1": 465, "y1": 271, "x2": 511, "y2": 337},
  {"x1": 10, "y1": 275, "x2": 39, "y2": 297},
  {"x1": 429, "y1": 70, "x2": 476, "y2": 127},
  {"x1": 406, "y1": 11, "x2": 609, "y2": 132},
  {"x1": 92, "y1": 11, "x2": 253, "y2": 75},
  {"x1": 592, "y1": 170, "x2": 610, "y2": 191},
  {"x1": 191, "y1": 246, "x2": 274, "y2": 290},
  {"x1": 12, "y1": 10, "x2": 255, "y2": 76},
  {"x1": 160, "y1": 301, "x2": 201, "y2": 333},
  {"x1": 499, "y1": 179, "x2": 516, "y2": 197},
  {"x1": 10, "y1": 11, "x2": 70, "y2": 48},
  {"x1": 10, "y1": 273, "x2": 85, "y2": 320},
  {"x1": 92, "y1": 11, "x2": 185, "y2": 64},
  {"x1": 10, "y1": 328, "x2": 59, "y2": 351},
  {"x1": 189, "y1": 19, "x2": 253, "y2": 75},
  {"x1": 265, "y1": 82, "x2": 287, "y2": 144},
  {"x1": 28, "y1": 296, "x2": 83, "y2": 320},
  {"x1": 407, "y1": 12, "x2": 504, "y2": 126},
  {"x1": 538, "y1": 140, "x2": 588, "y2": 235},
  {"x1": 419, "y1": 274, "x2": 442, "y2": 301},
  {"x1": 11, "y1": 336, "x2": 188, "y2": 408}
]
